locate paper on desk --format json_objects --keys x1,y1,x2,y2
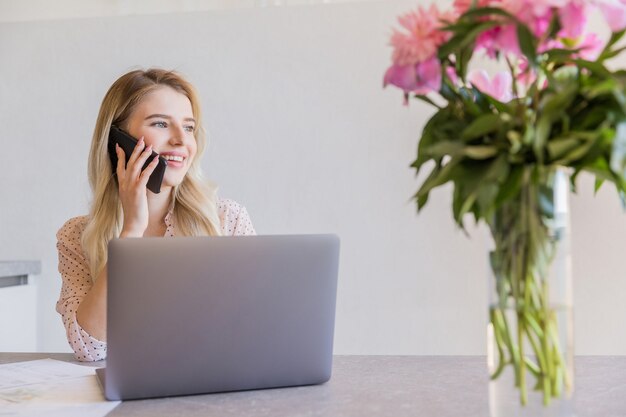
[{"x1": 0, "y1": 359, "x2": 120, "y2": 417}]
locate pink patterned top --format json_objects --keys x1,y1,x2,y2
[{"x1": 56, "y1": 198, "x2": 256, "y2": 361}]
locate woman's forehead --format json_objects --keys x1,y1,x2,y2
[{"x1": 135, "y1": 86, "x2": 193, "y2": 116}]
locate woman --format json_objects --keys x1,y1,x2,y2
[{"x1": 56, "y1": 69, "x2": 255, "y2": 361}]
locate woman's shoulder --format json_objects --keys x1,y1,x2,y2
[
  {"x1": 217, "y1": 197, "x2": 246, "y2": 213},
  {"x1": 216, "y1": 197, "x2": 255, "y2": 236},
  {"x1": 56, "y1": 215, "x2": 89, "y2": 241}
]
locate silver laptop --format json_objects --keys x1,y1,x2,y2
[{"x1": 96, "y1": 234, "x2": 340, "y2": 401}]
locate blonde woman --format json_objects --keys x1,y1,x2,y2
[{"x1": 56, "y1": 69, "x2": 255, "y2": 361}]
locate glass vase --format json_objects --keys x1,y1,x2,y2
[{"x1": 487, "y1": 167, "x2": 574, "y2": 417}]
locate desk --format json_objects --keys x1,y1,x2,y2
[{"x1": 1, "y1": 353, "x2": 625, "y2": 416}]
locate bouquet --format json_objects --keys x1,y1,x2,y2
[{"x1": 384, "y1": 0, "x2": 626, "y2": 407}]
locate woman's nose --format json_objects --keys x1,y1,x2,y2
[{"x1": 169, "y1": 125, "x2": 186, "y2": 145}]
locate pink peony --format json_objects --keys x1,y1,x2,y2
[
  {"x1": 389, "y1": 4, "x2": 456, "y2": 66},
  {"x1": 468, "y1": 70, "x2": 514, "y2": 102},
  {"x1": 500, "y1": 0, "x2": 556, "y2": 38},
  {"x1": 453, "y1": 0, "x2": 496, "y2": 14},
  {"x1": 576, "y1": 33, "x2": 605, "y2": 61},
  {"x1": 477, "y1": 24, "x2": 521, "y2": 58},
  {"x1": 516, "y1": 59, "x2": 538, "y2": 88},
  {"x1": 558, "y1": 1, "x2": 588, "y2": 38},
  {"x1": 523, "y1": 0, "x2": 570, "y2": 16},
  {"x1": 383, "y1": 57, "x2": 443, "y2": 95},
  {"x1": 592, "y1": 0, "x2": 626, "y2": 32}
]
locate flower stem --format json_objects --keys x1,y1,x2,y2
[{"x1": 488, "y1": 166, "x2": 571, "y2": 408}]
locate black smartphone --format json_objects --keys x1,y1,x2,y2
[{"x1": 108, "y1": 125, "x2": 167, "y2": 194}]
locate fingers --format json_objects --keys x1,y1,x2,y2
[
  {"x1": 138, "y1": 155, "x2": 161, "y2": 187},
  {"x1": 124, "y1": 138, "x2": 154, "y2": 179},
  {"x1": 126, "y1": 137, "x2": 147, "y2": 172},
  {"x1": 115, "y1": 137, "x2": 145, "y2": 179},
  {"x1": 115, "y1": 137, "x2": 157, "y2": 190}
]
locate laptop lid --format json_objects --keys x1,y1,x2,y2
[{"x1": 102, "y1": 234, "x2": 340, "y2": 401}]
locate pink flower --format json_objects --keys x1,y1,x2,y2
[
  {"x1": 517, "y1": 59, "x2": 538, "y2": 88},
  {"x1": 538, "y1": 38, "x2": 565, "y2": 54},
  {"x1": 576, "y1": 33, "x2": 605, "y2": 60},
  {"x1": 558, "y1": 1, "x2": 588, "y2": 38},
  {"x1": 453, "y1": 0, "x2": 495, "y2": 14},
  {"x1": 500, "y1": 0, "x2": 555, "y2": 38},
  {"x1": 468, "y1": 70, "x2": 514, "y2": 102},
  {"x1": 477, "y1": 24, "x2": 521, "y2": 58},
  {"x1": 522, "y1": 0, "x2": 570, "y2": 16},
  {"x1": 389, "y1": 4, "x2": 456, "y2": 66},
  {"x1": 592, "y1": 0, "x2": 626, "y2": 32},
  {"x1": 384, "y1": 57, "x2": 443, "y2": 95}
]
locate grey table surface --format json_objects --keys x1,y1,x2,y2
[{"x1": 1, "y1": 353, "x2": 625, "y2": 417}]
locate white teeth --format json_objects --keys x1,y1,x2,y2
[{"x1": 162, "y1": 155, "x2": 184, "y2": 162}]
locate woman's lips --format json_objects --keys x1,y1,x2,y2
[{"x1": 160, "y1": 152, "x2": 187, "y2": 169}]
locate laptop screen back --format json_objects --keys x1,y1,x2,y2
[{"x1": 103, "y1": 234, "x2": 339, "y2": 400}]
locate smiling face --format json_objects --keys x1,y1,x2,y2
[{"x1": 124, "y1": 86, "x2": 197, "y2": 191}]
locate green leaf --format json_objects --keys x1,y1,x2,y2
[
  {"x1": 534, "y1": 116, "x2": 552, "y2": 164},
  {"x1": 457, "y1": 40, "x2": 475, "y2": 81},
  {"x1": 544, "y1": 48, "x2": 580, "y2": 62},
  {"x1": 483, "y1": 93, "x2": 514, "y2": 114},
  {"x1": 546, "y1": 11, "x2": 562, "y2": 39},
  {"x1": 456, "y1": 191, "x2": 478, "y2": 226},
  {"x1": 462, "y1": 113, "x2": 502, "y2": 141},
  {"x1": 612, "y1": 89, "x2": 626, "y2": 114},
  {"x1": 464, "y1": 145, "x2": 499, "y2": 159},
  {"x1": 411, "y1": 107, "x2": 460, "y2": 174},
  {"x1": 414, "y1": 157, "x2": 464, "y2": 208},
  {"x1": 547, "y1": 137, "x2": 580, "y2": 160},
  {"x1": 599, "y1": 29, "x2": 626, "y2": 61},
  {"x1": 599, "y1": 44, "x2": 626, "y2": 61},
  {"x1": 507, "y1": 130, "x2": 523, "y2": 155},
  {"x1": 413, "y1": 94, "x2": 442, "y2": 109},
  {"x1": 494, "y1": 165, "x2": 524, "y2": 207},
  {"x1": 517, "y1": 23, "x2": 537, "y2": 66},
  {"x1": 594, "y1": 177, "x2": 605, "y2": 194},
  {"x1": 425, "y1": 141, "x2": 465, "y2": 158},
  {"x1": 458, "y1": 90, "x2": 485, "y2": 116},
  {"x1": 573, "y1": 59, "x2": 612, "y2": 78},
  {"x1": 438, "y1": 21, "x2": 499, "y2": 59},
  {"x1": 581, "y1": 78, "x2": 618, "y2": 99},
  {"x1": 554, "y1": 135, "x2": 598, "y2": 165},
  {"x1": 451, "y1": 155, "x2": 509, "y2": 224},
  {"x1": 552, "y1": 65, "x2": 579, "y2": 86},
  {"x1": 476, "y1": 183, "x2": 498, "y2": 218}
]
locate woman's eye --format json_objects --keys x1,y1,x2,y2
[
  {"x1": 152, "y1": 121, "x2": 167, "y2": 128},
  {"x1": 184, "y1": 125, "x2": 195, "y2": 132}
]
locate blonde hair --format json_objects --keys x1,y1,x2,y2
[{"x1": 82, "y1": 68, "x2": 221, "y2": 280}]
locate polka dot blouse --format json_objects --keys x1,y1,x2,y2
[{"x1": 55, "y1": 197, "x2": 256, "y2": 362}]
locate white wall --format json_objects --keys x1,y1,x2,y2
[{"x1": 1, "y1": 0, "x2": 625, "y2": 355}]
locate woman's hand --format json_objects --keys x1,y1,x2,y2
[{"x1": 115, "y1": 137, "x2": 160, "y2": 237}]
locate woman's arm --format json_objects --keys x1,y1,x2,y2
[
  {"x1": 73, "y1": 136, "x2": 158, "y2": 345},
  {"x1": 57, "y1": 140, "x2": 154, "y2": 356},
  {"x1": 56, "y1": 217, "x2": 108, "y2": 361},
  {"x1": 75, "y1": 267, "x2": 107, "y2": 342}
]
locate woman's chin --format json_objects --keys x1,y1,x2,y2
[{"x1": 161, "y1": 175, "x2": 185, "y2": 189}]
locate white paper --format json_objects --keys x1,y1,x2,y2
[{"x1": 0, "y1": 359, "x2": 120, "y2": 417}]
